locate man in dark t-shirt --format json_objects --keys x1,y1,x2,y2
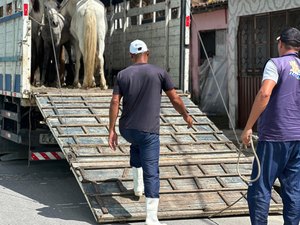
[{"x1": 109, "y1": 39, "x2": 193, "y2": 225}]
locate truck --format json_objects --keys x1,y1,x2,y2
[
  {"x1": 0, "y1": 0, "x2": 283, "y2": 223},
  {"x1": 0, "y1": 0, "x2": 191, "y2": 156}
]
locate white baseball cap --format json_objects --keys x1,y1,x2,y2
[{"x1": 129, "y1": 39, "x2": 148, "y2": 54}]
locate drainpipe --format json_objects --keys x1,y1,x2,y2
[
  {"x1": 179, "y1": 0, "x2": 186, "y2": 91},
  {"x1": 180, "y1": 0, "x2": 190, "y2": 92}
]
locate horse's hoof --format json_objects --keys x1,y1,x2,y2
[
  {"x1": 81, "y1": 85, "x2": 89, "y2": 90},
  {"x1": 34, "y1": 82, "x2": 40, "y2": 87},
  {"x1": 82, "y1": 82, "x2": 94, "y2": 89},
  {"x1": 73, "y1": 83, "x2": 81, "y2": 89},
  {"x1": 100, "y1": 85, "x2": 108, "y2": 90},
  {"x1": 53, "y1": 83, "x2": 61, "y2": 88}
]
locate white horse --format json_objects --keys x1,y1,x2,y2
[
  {"x1": 59, "y1": 0, "x2": 108, "y2": 89},
  {"x1": 43, "y1": 1, "x2": 75, "y2": 87},
  {"x1": 41, "y1": 0, "x2": 65, "y2": 87}
]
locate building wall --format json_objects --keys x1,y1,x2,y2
[
  {"x1": 227, "y1": 0, "x2": 300, "y2": 127},
  {"x1": 190, "y1": 9, "x2": 227, "y2": 104}
]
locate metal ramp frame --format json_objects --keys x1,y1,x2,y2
[{"x1": 33, "y1": 89, "x2": 283, "y2": 223}]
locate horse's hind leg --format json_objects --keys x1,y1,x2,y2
[
  {"x1": 73, "y1": 42, "x2": 81, "y2": 88},
  {"x1": 99, "y1": 56, "x2": 107, "y2": 90},
  {"x1": 41, "y1": 43, "x2": 51, "y2": 87},
  {"x1": 98, "y1": 41, "x2": 107, "y2": 90},
  {"x1": 58, "y1": 45, "x2": 65, "y2": 87},
  {"x1": 32, "y1": 36, "x2": 43, "y2": 86},
  {"x1": 64, "y1": 42, "x2": 74, "y2": 86}
]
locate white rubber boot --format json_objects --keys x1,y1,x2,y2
[
  {"x1": 132, "y1": 167, "x2": 144, "y2": 197},
  {"x1": 145, "y1": 198, "x2": 167, "y2": 225}
]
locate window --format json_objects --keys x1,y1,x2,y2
[
  {"x1": 171, "y1": 7, "x2": 180, "y2": 19},
  {"x1": 113, "y1": 0, "x2": 180, "y2": 29},
  {"x1": 6, "y1": 3, "x2": 13, "y2": 15},
  {"x1": 199, "y1": 31, "x2": 215, "y2": 65},
  {"x1": 15, "y1": 0, "x2": 22, "y2": 12},
  {"x1": 0, "y1": 6, "x2": 3, "y2": 17},
  {"x1": 129, "y1": 0, "x2": 166, "y2": 25},
  {"x1": 238, "y1": 8, "x2": 300, "y2": 77}
]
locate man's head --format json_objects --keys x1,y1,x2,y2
[
  {"x1": 129, "y1": 40, "x2": 149, "y2": 63},
  {"x1": 277, "y1": 27, "x2": 300, "y2": 54},
  {"x1": 129, "y1": 39, "x2": 148, "y2": 54},
  {"x1": 277, "y1": 27, "x2": 300, "y2": 47}
]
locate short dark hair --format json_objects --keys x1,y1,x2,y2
[{"x1": 277, "y1": 27, "x2": 300, "y2": 47}]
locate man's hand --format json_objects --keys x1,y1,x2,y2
[
  {"x1": 108, "y1": 130, "x2": 118, "y2": 151},
  {"x1": 109, "y1": 94, "x2": 121, "y2": 151},
  {"x1": 165, "y1": 89, "x2": 194, "y2": 129},
  {"x1": 183, "y1": 114, "x2": 193, "y2": 128},
  {"x1": 241, "y1": 128, "x2": 253, "y2": 146}
]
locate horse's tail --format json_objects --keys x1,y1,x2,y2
[{"x1": 83, "y1": 7, "x2": 97, "y2": 87}]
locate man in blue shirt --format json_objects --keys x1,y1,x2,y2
[
  {"x1": 109, "y1": 39, "x2": 193, "y2": 225},
  {"x1": 241, "y1": 27, "x2": 300, "y2": 225}
]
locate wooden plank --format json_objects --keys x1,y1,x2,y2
[
  {"x1": 71, "y1": 158, "x2": 253, "y2": 169},
  {"x1": 34, "y1": 92, "x2": 283, "y2": 223}
]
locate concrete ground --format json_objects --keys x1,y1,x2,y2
[
  {"x1": 0, "y1": 121, "x2": 285, "y2": 225},
  {"x1": 0, "y1": 159, "x2": 284, "y2": 225},
  {"x1": 0, "y1": 146, "x2": 284, "y2": 225}
]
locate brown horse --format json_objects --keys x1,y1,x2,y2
[
  {"x1": 29, "y1": 0, "x2": 44, "y2": 86},
  {"x1": 30, "y1": 0, "x2": 64, "y2": 87}
]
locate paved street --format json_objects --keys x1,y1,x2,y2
[{"x1": 0, "y1": 158, "x2": 284, "y2": 225}]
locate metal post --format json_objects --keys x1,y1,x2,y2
[
  {"x1": 179, "y1": 0, "x2": 186, "y2": 91},
  {"x1": 164, "y1": 0, "x2": 170, "y2": 71}
]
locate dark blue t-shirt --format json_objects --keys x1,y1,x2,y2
[{"x1": 113, "y1": 63, "x2": 175, "y2": 134}]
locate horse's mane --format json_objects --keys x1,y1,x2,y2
[
  {"x1": 45, "y1": 0, "x2": 58, "y2": 10},
  {"x1": 32, "y1": 0, "x2": 40, "y2": 12},
  {"x1": 58, "y1": 0, "x2": 70, "y2": 11}
]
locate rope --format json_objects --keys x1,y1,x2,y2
[
  {"x1": 46, "y1": 8, "x2": 62, "y2": 88},
  {"x1": 58, "y1": 0, "x2": 70, "y2": 12},
  {"x1": 207, "y1": 135, "x2": 261, "y2": 219},
  {"x1": 29, "y1": 14, "x2": 45, "y2": 26},
  {"x1": 46, "y1": 7, "x2": 72, "y2": 146},
  {"x1": 27, "y1": 93, "x2": 33, "y2": 167},
  {"x1": 188, "y1": 4, "x2": 262, "y2": 218},
  {"x1": 237, "y1": 135, "x2": 261, "y2": 183},
  {"x1": 209, "y1": 192, "x2": 247, "y2": 219}
]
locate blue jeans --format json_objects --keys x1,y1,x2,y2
[
  {"x1": 120, "y1": 128, "x2": 160, "y2": 198},
  {"x1": 247, "y1": 141, "x2": 300, "y2": 225}
]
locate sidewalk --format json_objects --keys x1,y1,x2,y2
[{"x1": 119, "y1": 215, "x2": 284, "y2": 225}]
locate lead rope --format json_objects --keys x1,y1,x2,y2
[
  {"x1": 208, "y1": 135, "x2": 261, "y2": 219},
  {"x1": 195, "y1": 21, "x2": 261, "y2": 182},
  {"x1": 46, "y1": 6, "x2": 61, "y2": 89},
  {"x1": 237, "y1": 135, "x2": 261, "y2": 183},
  {"x1": 188, "y1": 5, "x2": 261, "y2": 220},
  {"x1": 27, "y1": 5, "x2": 68, "y2": 165},
  {"x1": 46, "y1": 7, "x2": 74, "y2": 148}
]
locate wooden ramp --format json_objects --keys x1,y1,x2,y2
[{"x1": 33, "y1": 89, "x2": 283, "y2": 223}]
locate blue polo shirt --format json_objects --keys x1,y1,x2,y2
[{"x1": 113, "y1": 63, "x2": 175, "y2": 134}]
